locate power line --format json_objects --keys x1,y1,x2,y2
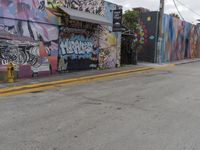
[
  {"x1": 175, "y1": 0, "x2": 200, "y2": 18},
  {"x1": 172, "y1": 0, "x2": 185, "y2": 20}
]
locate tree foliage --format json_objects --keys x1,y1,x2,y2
[{"x1": 123, "y1": 9, "x2": 139, "y2": 31}]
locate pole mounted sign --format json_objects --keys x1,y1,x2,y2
[{"x1": 112, "y1": 9, "x2": 123, "y2": 32}]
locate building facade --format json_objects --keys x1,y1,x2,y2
[
  {"x1": 0, "y1": 0, "x2": 122, "y2": 79},
  {"x1": 0, "y1": 0, "x2": 60, "y2": 78}
]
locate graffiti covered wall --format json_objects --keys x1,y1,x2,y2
[
  {"x1": 99, "y1": 1, "x2": 122, "y2": 69},
  {"x1": 0, "y1": 0, "x2": 59, "y2": 78},
  {"x1": 58, "y1": 27, "x2": 99, "y2": 70},
  {"x1": 47, "y1": 0, "x2": 104, "y2": 15},
  {"x1": 0, "y1": 0, "x2": 122, "y2": 79},
  {"x1": 47, "y1": 0, "x2": 122, "y2": 69},
  {"x1": 161, "y1": 15, "x2": 200, "y2": 62},
  {"x1": 52, "y1": 0, "x2": 122, "y2": 70}
]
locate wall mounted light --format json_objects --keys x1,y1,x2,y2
[{"x1": 147, "y1": 16, "x2": 152, "y2": 22}]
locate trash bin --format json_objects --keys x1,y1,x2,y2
[
  {"x1": 131, "y1": 50, "x2": 138, "y2": 65},
  {"x1": 133, "y1": 50, "x2": 138, "y2": 65}
]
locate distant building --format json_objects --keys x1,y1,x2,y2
[{"x1": 133, "y1": 7, "x2": 150, "y2": 13}]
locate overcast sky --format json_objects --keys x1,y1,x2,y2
[{"x1": 107, "y1": 0, "x2": 200, "y2": 24}]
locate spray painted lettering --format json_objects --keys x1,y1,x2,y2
[
  {"x1": 60, "y1": 35, "x2": 95, "y2": 59},
  {"x1": 58, "y1": 32, "x2": 99, "y2": 70},
  {"x1": 60, "y1": 39, "x2": 93, "y2": 55}
]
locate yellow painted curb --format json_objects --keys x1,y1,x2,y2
[
  {"x1": 0, "y1": 64, "x2": 175, "y2": 96},
  {"x1": 0, "y1": 67, "x2": 153, "y2": 92}
]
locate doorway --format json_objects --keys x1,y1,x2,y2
[{"x1": 121, "y1": 34, "x2": 137, "y2": 65}]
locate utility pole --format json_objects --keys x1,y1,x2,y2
[{"x1": 157, "y1": 0, "x2": 165, "y2": 64}]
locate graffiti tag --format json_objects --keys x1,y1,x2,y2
[{"x1": 60, "y1": 39, "x2": 93, "y2": 55}]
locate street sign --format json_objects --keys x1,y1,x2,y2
[{"x1": 112, "y1": 9, "x2": 123, "y2": 32}]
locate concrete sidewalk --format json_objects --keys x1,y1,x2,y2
[
  {"x1": 172, "y1": 58, "x2": 200, "y2": 65},
  {"x1": 0, "y1": 63, "x2": 175, "y2": 96},
  {"x1": 0, "y1": 64, "x2": 146, "y2": 89},
  {"x1": 0, "y1": 58, "x2": 200, "y2": 89}
]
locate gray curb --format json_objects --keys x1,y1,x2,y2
[{"x1": 174, "y1": 59, "x2": 200, "y2": 65}]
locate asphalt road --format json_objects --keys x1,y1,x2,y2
[{"x1": 1, "y1": 62, "x2": 200, "y2": 150}]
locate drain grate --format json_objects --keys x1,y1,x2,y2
[{"x1": 30, "y1": 91, "x2": 44, "y2": 93}]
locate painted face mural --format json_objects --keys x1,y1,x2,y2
[{"x1": 0, "y1": 0, "x2": 59, "y2": 78}]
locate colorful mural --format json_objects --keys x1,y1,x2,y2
[
  {"x1": 195, "y1": 24, "x2": 200, "y2": 57},
  {"x1": 0, "y1": 0, "x2": 59, "y2": 78},
  {"x1": 0, "y1": 0, "x2": 59, "y2": 24},
  {"x1": 0, "y1": 0, "x2": 122, "y2": 79},
  {"x1": 161, "y1": 15, "x2": 200, "y2": 62},
  {"x1": 139, "y1": 12, "x2": 200, "y2": 63}
]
